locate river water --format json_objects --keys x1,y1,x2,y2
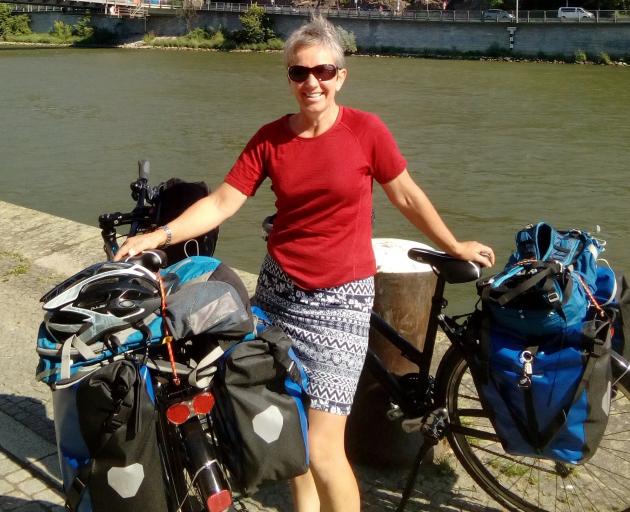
[{"x1": 1, "y1": 48, "x2": 628, "y2": 311}]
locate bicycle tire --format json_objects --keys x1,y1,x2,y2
[
  {"x1": 157, "y1": 410, "x2": 202, "y2": 512},
  {"x1": 436, "y1": 346, "x2": 630, "y2": 512}
]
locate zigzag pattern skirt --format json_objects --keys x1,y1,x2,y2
[{"x1": 254, "y1": 255, "x2": 375, "y2": 416}]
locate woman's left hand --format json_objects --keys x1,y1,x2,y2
[{"x1": 449, "y1": 241, "x2": 495, "y2": 268}]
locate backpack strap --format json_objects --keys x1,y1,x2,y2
[{"x1": 483, "y1": 261, "x2": 564, "y2": 308}]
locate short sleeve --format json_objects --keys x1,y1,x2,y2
[
  {"x1": 363, "y1": 113, "x2": 407, "y2": 184},
  {"x1": 224, "y1": 129, "x2": 268, "y2": 197}
]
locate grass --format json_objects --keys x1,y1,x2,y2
[
  {"x1": 488, "y1": 456, "x2": 530, "y2": 478},
  {"x1": 0, "y1": 251, "x2": 30, "y2": 279}
]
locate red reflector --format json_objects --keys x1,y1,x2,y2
[
  {"x1": 166, "y1": 403, "x2": 191, "y2": 425},
  {"x1": 192, "y1": 392, "x2": 215, "y2": 415},
  {"x1": 207, "y1": 489, "x2": 232, "y2": 512}
]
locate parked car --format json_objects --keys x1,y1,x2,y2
[
  {"x1": 482, "y1": 9, "x2": 515, "y2": 21},
  {"x1": 557, "y1": 6, "x2": 595, "y2": 19}
]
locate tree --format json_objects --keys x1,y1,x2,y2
[
  {"x1": 0, "y1": 3, "x2": 31, "y2": 38},
  {"x1": 237, "y1": 4, "x2": 275, "y2": 44}
]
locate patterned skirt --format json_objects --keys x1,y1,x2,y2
[{"x1": 254, "y1": 255, "x2": 375, "y2": 416}]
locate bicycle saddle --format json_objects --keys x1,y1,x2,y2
[{"x1": 407, "y1": 248, "x2": 481, "y2": 284}]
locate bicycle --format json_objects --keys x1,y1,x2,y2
[
  {"x1": 100, "y1": 162, "x2": 630, "y2": 512},
  {"x1": 361, "y1": 247, "x2": 630, "y2": 512},
  {"x1": 96, "y1": 162, "x2": 236, "y2": 512}
]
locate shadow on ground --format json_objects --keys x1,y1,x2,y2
[{"x1": 0, "y1": 496, "x2": 62, "y2": 511}]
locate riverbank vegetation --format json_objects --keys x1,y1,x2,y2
[{"x1": 0, "y1": 3, "x2": 625, "y2": 64}]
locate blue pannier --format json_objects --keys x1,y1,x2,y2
[
  {"x1": 468, "y1": 314, "x2": 612, "y2": 464},
  {"x1": 471, "y1": 222, "x2": 615, "y2": 464}
]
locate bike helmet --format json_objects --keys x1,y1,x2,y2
[{"x1": 41, "y1": 261, "x2": 162, "y2": 346}]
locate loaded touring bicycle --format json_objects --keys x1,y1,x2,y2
[{"x1": 40, "y1": 161, "x2": 630, "y2": 512}]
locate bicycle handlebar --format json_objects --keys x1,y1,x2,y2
[{"x1": 99, "y1": 160, "x2": 161, "y2": 260}]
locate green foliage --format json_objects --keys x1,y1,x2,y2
[
  {"x1": 150, "y1": 27, "x2": 227, "y2": 49},
  {"x1": 144, "y1": 31, "x2": 156, "y2": 44},
  {"x1": 0, "y1": 4, "x2": 31, "y2": 38},
  {"x1": 336, "y1": 25, "x2": 357, "y2": 54},
  {"x1": 597, "y1": 51, "x2": 612, "y2": 64},
  {"x1": 73, "y1": 16, "x2": 94, "y2": 39},
  {"x1": 574, "y1": 49, "x2": 588, "y2": 63},
  {"x1": 236, "y1": 4, "x2": 275, "y2": 44},
  {"x1": 187, "y1": 27, "x2": 209, "y2": 40},
  {"x1": 51, "y1": 20, "x2": 73, "y2": 40}
]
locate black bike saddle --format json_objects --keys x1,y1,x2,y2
[{"x1": 407, "y1": 248, "x2": 481, "y2": 284}]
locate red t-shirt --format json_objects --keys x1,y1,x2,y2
[{"x1": 225, "y1": 106, "x2": 407, "y2": 290}]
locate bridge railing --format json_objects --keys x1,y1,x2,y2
[{"x1": 9, "y1": 1, "x2": 630, "y2": 23}]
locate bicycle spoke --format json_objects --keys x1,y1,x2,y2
[
  {"x1": 567, "y1": 471, "x2": 597, "y2": 512},
  {"x1": 585, "y1": 462, "x2": 627, "y2": 509},
  {"x1": 442, "y1": 350, "x2": 630, "y2": 512},
  {"x1": 593, "y1": 444, "x2": 630, "y2": 464},
  {"x1": 583, "y1": 460, "x2": 630, "y2": 498},
  {"x1": 582, "y1": 463, "x2": 630, "y2": 507}
]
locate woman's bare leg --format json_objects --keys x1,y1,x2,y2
[{"x1": 292, "y1": 408, "x2": 360, "y2": 512}]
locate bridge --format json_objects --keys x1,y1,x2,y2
[{"x1": 7, "y1": 0, "x2": 630, "y2": 23}]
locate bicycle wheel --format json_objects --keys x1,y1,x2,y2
[{"x1": 436, "y1": 346, "x2": 630, "y2": 512}]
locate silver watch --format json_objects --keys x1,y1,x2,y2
[{"x1": 159, "y1": 225, "x2": 173, "y2": 248}]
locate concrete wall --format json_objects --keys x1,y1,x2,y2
[{"x1": 28, "y1": 11, "x2": 630, "y2": 57}]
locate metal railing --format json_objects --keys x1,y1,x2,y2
[
  {"x1": 149, "y1": 2, "x2": 630, "y2": 23},
  {"x1": 10, "y1": 1, "x2": 630, "y2": 23}
]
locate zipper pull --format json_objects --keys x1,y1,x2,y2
[{"x1": 518, "y1": 350, "x2": 534, "y2": 389}]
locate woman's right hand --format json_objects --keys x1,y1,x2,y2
[{"x1": 113, "y1": 229, "x2": 167, "y2": 261}]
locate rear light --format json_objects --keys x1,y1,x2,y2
[
  {"x1": 192, "y1": 392, "x2": 215, "y2": 415},
  {"x1": 207, "y1": 489, "x2": 232, "y2": 512},
  {"x1": 166, "y1": 402, "x2": 192, "y2": 425},
  {"x1": 166, "y1": 392, "x2": 216, "y2": 425}
]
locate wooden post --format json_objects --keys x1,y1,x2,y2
[{"x1": 346, "y1": 239, "x2": 438, "y2": 467}]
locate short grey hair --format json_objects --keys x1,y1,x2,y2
[{"x1": 283, "y1": 15, "x2": 346, "y2": 69}]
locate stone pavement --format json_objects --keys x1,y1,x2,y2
[{"x1": 0, "y1": 200, "x2": 504, "y2": 512}]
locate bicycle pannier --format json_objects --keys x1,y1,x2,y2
[
  {"x1": 213, "y1": 320, "x2": 310, "y2": 495},
  {"x1": 466, "y1": 312, "x2": 612, "y2": 464},
  {"x1": 471, "y1": 222, "x2": 615, "y2": 464},
  {"x1": 54, "y1": 360, "x2": 168, "y2": 512}
]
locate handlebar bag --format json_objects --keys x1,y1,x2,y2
[
  {"x1": 53, "y1": 360, "x2": 168, "y2": 512},
  {"x1": 212, "y1": 325, "x2": 310, "y2": 495},
  {"x1": 155, "y1": 178, "x2": 219, "y2": 263}
]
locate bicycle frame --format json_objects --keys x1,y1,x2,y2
[{"x1": 365, "y1": 275, "x2": 448, "y2": 417}]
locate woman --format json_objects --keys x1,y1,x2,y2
[{"x1": 115, "y1": 15, "x2": 495, "y2": 512}]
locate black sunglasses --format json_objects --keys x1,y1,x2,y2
[{"x1": 287, "y1": 64, "x2": 338, "y2": 83}]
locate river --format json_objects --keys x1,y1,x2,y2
[{"x1": 0, "y1": 48, "x2": 628, "y2": 312}]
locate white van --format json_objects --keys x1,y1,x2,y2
[{"x1": 558, "y1": 7, "x2": 595, "y2": 20}]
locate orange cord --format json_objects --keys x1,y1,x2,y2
[
  {"x1": 157, "y1": 274, "x2": 181, "y2": 386},
  {"x1": 575, "y1": 273, "x2": 607, "y2": 320}
]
